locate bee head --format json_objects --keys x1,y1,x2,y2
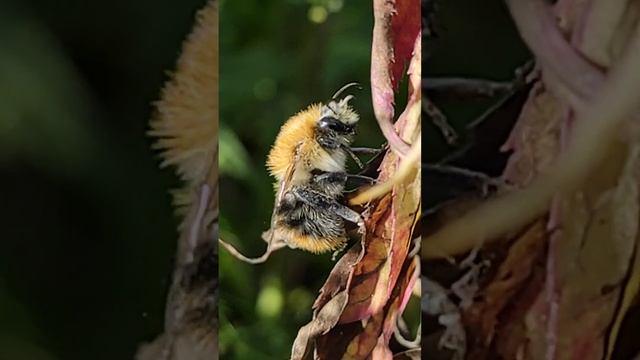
[{"x1": 316, "y1": 83, "x2": 361, "y2": 150}]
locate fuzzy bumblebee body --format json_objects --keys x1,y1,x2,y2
[{"x1": 266, "y1": 90, "x2": 363, "y2": 254}]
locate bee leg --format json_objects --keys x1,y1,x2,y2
[
  {"x1": 291, "y1": 187, "x2": 363, "y2": 226},
  {"x1": 349, "y1": 145, "x2": 387, "y2": 170},
  {"x1": 331, "y1": 204, "x2": 366, "y2": 237},
  {"x1": 290, "y1": 187, "x2": 367, "y2": 239},
  {"x1": 346, "y1": 174, "x2": 377, "y2": 185},
  {"x1": 312, "y1": 171, "x2": 348, "y2": 186},
  {"x1": 349, "y1": 146, "x2": 385, "y2": 155},
  {"x1": 311, "y1": 166, "x2": 377, "y2": 187},
  {"x1": 343, "y1": 146, "x2": 365, "y2": 169},
  {"x1": 290, "y1": 187, "x2": 334, "y2": 209}
]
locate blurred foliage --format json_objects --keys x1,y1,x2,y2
[
  {"x1": 218, "y1": 0, "x2": 392, "y2": 358},
  {"x1": 0, "y1": 0, "x2": 206, "y2": 358}
]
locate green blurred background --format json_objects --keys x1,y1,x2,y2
[
  {"x1": 218, "y1": 0, "x2": 396, "y2": 358},
  {"x1": 0, "y1": 0, "x2": 206, "y2": 359}
]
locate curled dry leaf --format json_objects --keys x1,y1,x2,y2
[
  {"x1": 291, "y1": 291, "x2": 350, "y2": 360},
  {"x1": 315, "y1": 257, "x2": 419, "y2": 360}
]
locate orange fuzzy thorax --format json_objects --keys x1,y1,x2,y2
[{"x1": 266, "y1": 103, "x2": 347, "y2": 187}]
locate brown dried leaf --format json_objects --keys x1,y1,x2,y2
[
  {"x1": 291, "y1": 291, "x2": 350, "y2": 360},
  {"x1": 424, "y1": 0, "x2": 640, "y2": 261},
  {"x1": 371, "y1": 258, "x2": 419, "y2": 357},
  {"x1": 313, "y1": 243, "x2": 364, "y2": 313},
  {"x1": 427, "y1": 1, "x2": 640, "y2": 360},
  {"x1": 464, "y1": 220, "x2": 546, "y2": 358},
  {"x1": 316, "y1": 257, "x2": 419, "y2": 360},
  {"x1": 339, "y1": 194, "x2": 396, "y2": 323},
  {"x1": 340, "y1": 69, "x2": 421, "y2": 324},
  {"x1": 500, "y1": 82, "x2": 563, "y2": 187}
]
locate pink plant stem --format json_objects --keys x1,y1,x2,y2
[
  {"x1": 371, "y1": 0, "x2": 411, "y2": 156},
  {"x1": 508, "y1": 0, "x2": 598, "y2": 358},
  {"x1": 510, "y1": 0, "x2": 596, "y2": 357},
  {"x1": 548, "y1": 2, "x2": 594, "y2": 359},
  {"x1": 505, "y1": 0, "x2": 604, "y2": 104}
]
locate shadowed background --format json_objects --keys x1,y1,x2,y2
[
  {"x1": 424, "y1": 0, "x2": 530, "y2": 163},
  {"x1": 0, "y1": 0, "x2": 207, "y2": 358}
]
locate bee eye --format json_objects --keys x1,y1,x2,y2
[
  {"x1": 319, "y1": 116, "x2": 351, "y2": 133},
  {"x1": 319, "y1": 117, "x2": 337, "y2": 130}
]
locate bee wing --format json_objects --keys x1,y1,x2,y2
[
  {"x1": 268, "y1": 143, "x2": 303, "y2": 230},
  {"x1": 276, "y1": 142, "x2": 302, "y2": 203}
]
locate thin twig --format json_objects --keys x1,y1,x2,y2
[
  {"x1": 423, "y1": 77, "x2": 513, "y2": 98},
  {"x1": 218, "y1": 237, "x2": 287, "y2": 265},
  {"x1": 350, "y1": 147, "x2": 385, "y2": 155},
  {"x1": 423, "y1": 164, "x2": 505, "y2": 188},
  {"x1": 424, "y1": 97, "x2": 458, "y2": 145}
]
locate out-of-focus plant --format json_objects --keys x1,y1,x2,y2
[
  {"x1": 137, "y1": 1, "x2": 217, "y2": 359},
  {"x1": 424, "y1": 0, "x2": 640, "y2": 358}
]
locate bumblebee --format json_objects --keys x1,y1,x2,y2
[{"x1": 265, "y1": 84, "x2": 366, "y2": 254}]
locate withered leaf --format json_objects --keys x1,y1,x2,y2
[
  {"x1": 316, "y1": 257, "x2": 418, "y2": 360},
  {"x1": 291, "y1": 291, "x2": 349, "y2": 360},
  {"x1": 500, "y1": 82, "x2": 562, "y2": 187},
  {"x1": 464, "y1": 220, "x2": 546, "y2": 358},
  {"x1": 313, "y1": 243, "x2": 364, "y2": 313}
]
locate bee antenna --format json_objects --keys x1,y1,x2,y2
[
  {"x1": 332, "y1": 82, "x2": 362, "y2": 99},
  {"x1": 340, "y1": 94, "x2": 355, "y2": 105}
]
